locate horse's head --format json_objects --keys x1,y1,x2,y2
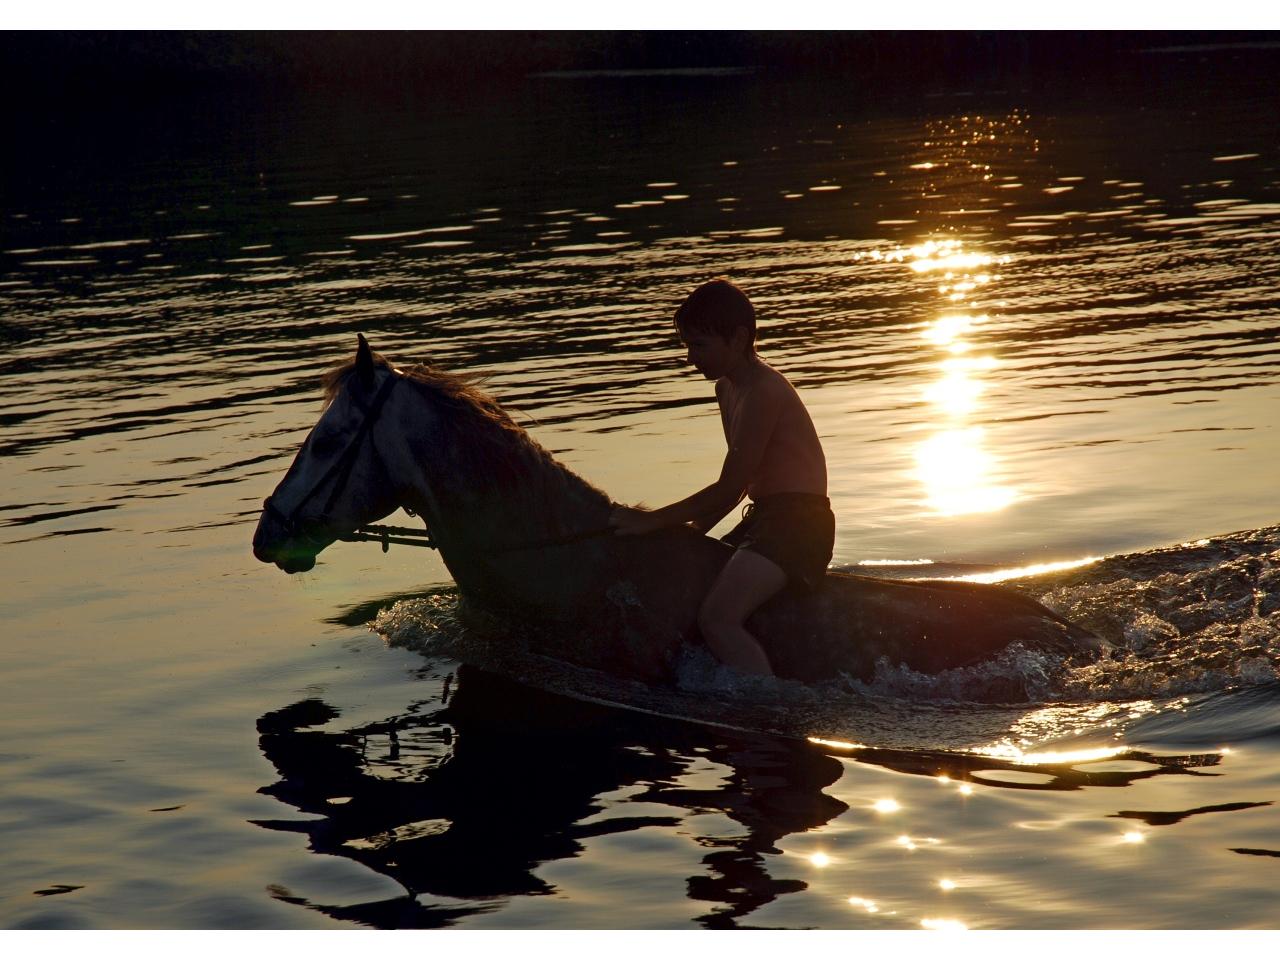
[{"x1": 253, "y1": 334, "x2": 406, "y2": 574}]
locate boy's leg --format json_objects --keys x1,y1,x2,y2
[{"x1": 698, "y1": 548, "x2": 787, "y2": 676}]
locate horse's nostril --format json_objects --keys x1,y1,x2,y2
[{"x1": 253, "y1": 508, "x2": 285, "y2": 563}]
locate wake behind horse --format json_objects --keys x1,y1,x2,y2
[{"x1": 253, "y1": 336, "x2": 1105, "y2": 691}]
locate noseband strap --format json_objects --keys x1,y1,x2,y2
[{"x1": 263, "y1": 371, "x2": 400, "y2": 536}]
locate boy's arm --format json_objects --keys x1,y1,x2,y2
[
  {"x1": 688, "y1": 494, "x2": 745, "y2": 534},
  {"x1": 716, "y1": 378, "x2": 732, "y2": 443},
  {"x1": 611, "y1": 384, "x2": 780, "y2": 536},
  {"x1": 690, "y1": 381, "x2": 745, "y2": 531}
]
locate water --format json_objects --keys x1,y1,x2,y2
[{"x1": 3, "y1": 55, "x2": 1280, "y2": 929}]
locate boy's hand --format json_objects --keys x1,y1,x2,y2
[{"x1": 609, "y1": 505, "x2": 665, "y2": 537}]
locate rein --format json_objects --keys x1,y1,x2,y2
[
  {"x1": 340, "y1": 523, "x2": 438, "y2": 552},
  {"x1": 340, "y1": 522, "x2": 617, "y2": 554}
]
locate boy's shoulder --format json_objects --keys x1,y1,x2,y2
[
  {"x1": 716, "y1": 360, "x2": 791, "y2": 397},
  {"x1": 748, "y1": 360, "x2": 796, "y2": 400},
  {"x1": 716, "y1": 364, "x2": 800, "y2": 421}
]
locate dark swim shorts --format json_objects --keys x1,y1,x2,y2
[{"x1": 720, "y1": 493, "x2": 835, "y2": 591}]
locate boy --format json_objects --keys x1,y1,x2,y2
[{"x1": 609, "y1": 278, "x2": 834, "y2": 677}]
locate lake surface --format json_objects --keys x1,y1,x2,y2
[{"x1": 3, "y1": 54, "x2": 1280, "y2": 929}]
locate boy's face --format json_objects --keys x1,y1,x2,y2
[{"x1": 678, "y1": 326, "x2": 745, "y2": 380}]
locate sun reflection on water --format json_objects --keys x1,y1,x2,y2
[
  {"x1": 923, "y1": 313, "x2": 978, "y2": 350},
  {"x1": 915, "y1": 428, "x2": 1016, "y2": 516},
  {"x1": 923, "y1": 359, "x2": 993, "y2": 416},
  {"x1": 974, "y1": 743, "x2": 1130, "y2": 765},
  {"x1": 921, "y1": 917, "x2": 968, "y2": 931},
  {"x1": 848, "y1": 896, "x2": 880, "y2": 913},
  {"x1": 970, "y1": 701, "x2": 1178, "y2": 767},
  {"x1": 892, "y1": 238, "x2": 1019, "y2": 517},
  {"x1": 907, "y1": 239, "x2": 997, "y2": 274}
]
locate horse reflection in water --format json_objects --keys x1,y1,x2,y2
[
  {"x1": 253, "y1": 666, "x2": 1235, "y2": 929},
  {"x1": 253, "y1": 665, "x2": 849, "y2": 929},
  {"x1": 253, "y1": 335, "x2": 1103, "y2": 694}
]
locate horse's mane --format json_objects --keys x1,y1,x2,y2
[
  {"x1": 322, "y1": 355, "x2": 517, "y2": 433},
  {"x1": 321, "y1": 354, "x2": 611, "y2": 528}
]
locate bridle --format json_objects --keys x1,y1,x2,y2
[{"x1": 262, "y1": 370, "x2": 401, "y2": 545}]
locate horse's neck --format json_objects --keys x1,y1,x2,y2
[{"x1": 394, "y1": 390, "x2": 610, "y2": 556}]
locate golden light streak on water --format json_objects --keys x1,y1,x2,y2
[
  {"x1": 809, "y1": 852, "x2": 832, "y2": 867},
  {"x1": 921, "y1": 917, "x2": 968, "y2": 931},
  {"x1": 973, "y1": 743, "x2": 1129, "y2": 765},
  {"x1": 940, "y1": 355, "x2": 998, "y2": 375},
  {"x1": 949, "y1": 555, "x2": 1105, "y2": 584},
  {"x1": 848, "y1": 896, "x2": 879, "y2": 913},
  {"x1": 983, "y1": 704, "x2": 1153, "y2": 759},
  {"x1": 924, "y1": 355, "x2": 999, "y2": 415},
  {"x1": 873, "y1": 798, "x2": 902, "y2": 813},
  {"x1": 807, "y1": 737, "x2": 867, "y2": 751},
  {"x1": 907, "y1": 239, "x2": 999, "y2": 274},
  {"x1": 922, "y1": 313, "x2": 975, "y2": 347},
  {"x1": 895, "y1": 835, "x2": 941, "y2": 852}
]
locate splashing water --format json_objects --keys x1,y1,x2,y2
[{"x1": 1017, "y1": 525, "x2": 1280, "y2": 701}]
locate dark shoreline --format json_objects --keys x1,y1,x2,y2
[{"x1": 6, "y1": 30, "x2": 1279, "y2": 97}]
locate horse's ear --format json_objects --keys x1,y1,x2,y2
[{"x1": 355, "y1": 333, "x2": 375, "y2": 389}]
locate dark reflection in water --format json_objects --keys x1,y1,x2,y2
[
  {"x1": 254, "y1": 662, "x2": 1239, "y2": 928},
  {"x1": 254, "y1": 666, "x2": 847, "y2": 929},
  {"x1": 646, "y1": 737, "x2": 847, "y2": 929},
  {"x1": 1231, "y1": 847, "x2": 1280, "y2": 859},
  {"x1": 1112, "y1": 801, "x2": 1272, "y2": 827}
]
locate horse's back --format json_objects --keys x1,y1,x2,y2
[{"x1": 753, "y1": 570, "x2": 1103, "y2": 683}]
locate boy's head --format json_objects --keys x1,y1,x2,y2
[{"x1": 674, "y1": 278, "x2": 756, "y2": 350}]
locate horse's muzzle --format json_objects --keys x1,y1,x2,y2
[
  {"x1": 253, "y1": 501, "x2": 318, "y2": 574},
  {"x1": 276, "y1": 553, "x2": 317, "y2": 574}
]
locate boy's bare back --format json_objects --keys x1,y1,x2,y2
[{"x1": 716, "y1": 360, "x2": 826, "y2": 503}]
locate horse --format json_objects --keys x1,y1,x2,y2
[{"x1": 253, "y1": 335, "x2": 1106, "y2": 688}]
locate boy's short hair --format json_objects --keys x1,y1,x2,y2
[{"x1": 674, "y1": 278, "x2": 756, "y2": 345}]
